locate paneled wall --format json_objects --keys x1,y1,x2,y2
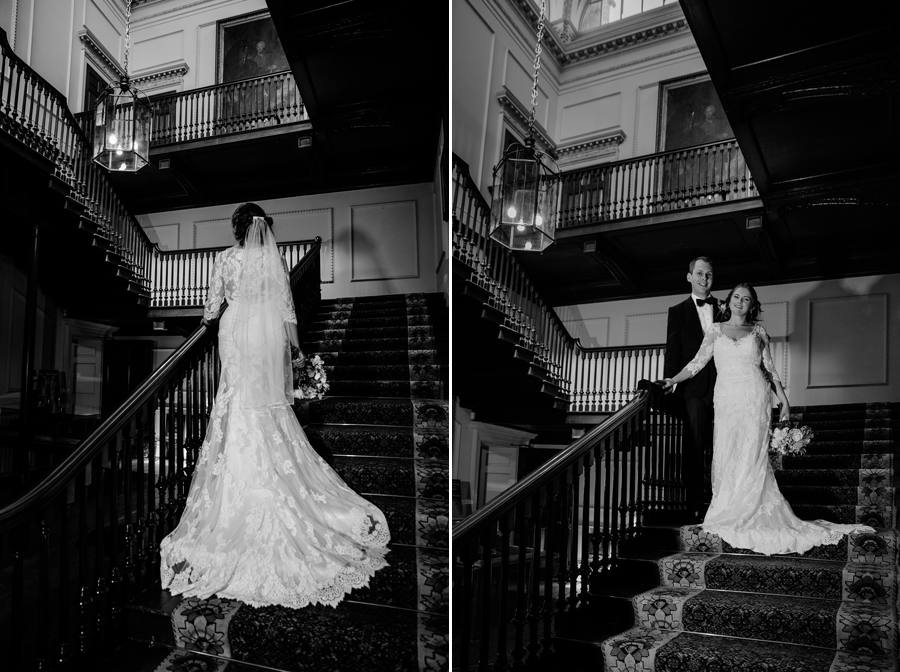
[
  {"x1": 138, "y1": 182, "x2": 442, "y2": 300},
  {"x1": 555, "y1": 273, "x2": 900, "y2": 407}
]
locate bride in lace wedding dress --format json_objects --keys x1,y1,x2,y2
[
  {"x1": 160, "y1": 203, "x2": 389, "y2": 607},
  {"x1": 661, "y1": 282, "x2": 872, "y2": 555}
]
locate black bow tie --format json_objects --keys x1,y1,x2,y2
[{"x1": 695, "y1": 297, "x2": 716, "y2": 308}]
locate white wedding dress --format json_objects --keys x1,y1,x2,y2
[
  {"x1": 684, "y1": 322, "x2": 872, "y2": 555},
  {"x1": 160, "y1": 239, "x2": 390, "y2": 608}
]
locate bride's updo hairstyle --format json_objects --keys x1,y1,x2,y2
[
  {"x1": 232, "y1": 202, "x2": 274, "y2": 245},
  {"x1": 722, "y1": 282, "x2": 763, "y2": 323}
]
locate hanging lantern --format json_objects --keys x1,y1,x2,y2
[
  {"x1": 488, "y1": 0, "x2": 558, "y2": 252},
  {"x1": 92, "y1": 0, "x2": 151, "y2": 173},
  {"x1": 490, "y1": 138, "x2": 559, "y2": 252}
]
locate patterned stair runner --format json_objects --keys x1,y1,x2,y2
[
  {"x1": 601, "y1": 402, "x2": 898, "y2": 672},
  {"x1": 150, "y1": 293, "x2": 448, "y2": 672}
]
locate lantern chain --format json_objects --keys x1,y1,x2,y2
[
  {"x1": 528, "y1": 0, "x2": 546, "y2": 142},
  {"x1": 123, "y1": 0, "x2": 132, "y2": 78}
]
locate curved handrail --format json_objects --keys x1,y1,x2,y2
[
  {"x1": 0, "y1": 326, "x2": 208, "y2": 532},
  {"x1": 453, "y1": 383, "x2": 651, "y2": 541},
  {"x1": 0, "y1": 240, "x2": 322, "y2": 534}
]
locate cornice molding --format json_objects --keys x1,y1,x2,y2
[
  {"x1": 556, "y1": 128, "x2": 626, "y2": 169},
  {"x1": 510, "y1": 0, "x2": 690, "y2": 66},
  {"x1": 497, "y1": 86, "x2": 557, "y2": 158},
  {"x1": 130, "y1": 60, "x2": 189, "y2": 92},
  {"x1": 563, "y1": 18, "x2": 689, "y2": 65},
  {"x1": 78, "y1": 26, "x2": 124, "y2": 82}
]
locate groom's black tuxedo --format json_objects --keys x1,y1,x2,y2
[
  {"x1": 664, "y1": 297, "x2": 718, "y2": 401},
  {"x1": 665, "y1": 296, "x2": 720, "y2": 516}
]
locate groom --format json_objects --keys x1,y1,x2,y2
[{"x1": 664, "y1": 256, "x2": 721, "y2": 521}]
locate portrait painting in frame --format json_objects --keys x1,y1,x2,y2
[
  {"x1": 217, "y1": 10, "x2": 290, "y2": 83},
  {"x1": 658, "y1": 73, "x2": 734, "y2": 151}
]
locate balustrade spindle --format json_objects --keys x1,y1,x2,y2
[
  {"x1": 476, "y1": 530, "x2": 492, "y2": 672},
  {"x1": 567, "y1": 464, "x2": 580, "y2": 611},
  {"x1": 36, "y1": 519, "x2": 50, "y2": 668},
  {"x1": 579, "y1": 451, "x2": 592, "y2": 605}
]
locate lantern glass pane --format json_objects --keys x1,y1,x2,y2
[
  {"x1": 92, "y1": 82, "x2": 152, "y2": 172},
  {"x1": 490, "y1": 145, "x2": 560, "y2": 252}
]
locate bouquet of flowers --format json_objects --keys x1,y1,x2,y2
[
  {"x1": 769, "y1": 421, "x2": 814, "y2": 457},
  {"x1": 291, "y1": 346, "x2": 329, "y2": 401}
]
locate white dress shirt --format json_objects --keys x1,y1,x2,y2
[{"x1": 692, "y1": 293, "x2": 715, "y2": 332}]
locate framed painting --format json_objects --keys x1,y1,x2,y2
[
  {"x1": 658, "y1": 74, "x2": 733, "y2": 151},
  {"x1": 216, "y1": 10, "x2": 290, "y2": 83}
]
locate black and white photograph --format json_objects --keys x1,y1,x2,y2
[
  {"x1": 0, "y1": 1, "x2": 447, "y2": 670},
  {"x1": 1, "y1": 0, "x2": 900, "y2": 671},
  {"x1": 452, "y1": 0, "x2": 899, "y2": 670}
]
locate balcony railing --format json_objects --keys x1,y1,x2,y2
[
  {"x1": 149, "y1": 70, "x2": 307, "y2": 146},
  {"x1": 151, "y1": 239, "x2": 320, "y2": 309},
  {"x1": 455, "y1": 155, "x2": 670, "y2": 413},
  {"x1": 75, "y1": 71, "x2": 307, "y2": 148},
  {"x1": 559, "y1": 139, "x2": 757, "y2": 229}
]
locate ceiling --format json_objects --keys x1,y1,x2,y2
[
  {"x1": 266, "y1": 0, "x2": 447, "y2": 193},
  {"x1": 112, "y1": 0, "x2": 446, "y2": 214},
  {"x1": 516, "y1": 1, "x2": 900, "y2": 306}
]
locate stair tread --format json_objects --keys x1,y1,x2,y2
[{"x1": 602, "y1": 627, "x2": 897, "y2": 672}]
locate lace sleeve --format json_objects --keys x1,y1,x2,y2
[
  {"x1": 203, "y1": 252, "x2": 225, "y2": 321},
  {"x1": 280, "y1": 257, "x2": 297, "y2": 325},
  {"x1": 684, "y1": 325, "x2": 717, "y2": 377},
  {"x1": 758, "y1": 324, "x2": 782, "y2": 386}
]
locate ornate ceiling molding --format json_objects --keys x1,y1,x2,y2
[
  {"x1": 562, "y1": 18, "x2": 689, "y2": 65},
  {"x1": 509, "y1": 0, "x2": 689, "y2": 66},
  {"x1": 497, "y1": 86, "x2": 557, "y2": 158},
  {"x1": 78, "y1": 26, "x2": 125, "y2": 82},
  {"x1": 556, "y1": 128, "x2": 626, "y2": 169}
]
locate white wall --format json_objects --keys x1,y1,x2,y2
[
  {"x1": 452, "y1": 0, "x2": 560, "y2": 192},
  {"x1": 453, "y1": 1, "x2": 705, "y2": 186},
  {"x1": 0, "y1": 0, "x2": 269, "y2": 113},
  {"x1": 138, "y1": 182, "x2": 442, "y2": 300},
  {"x1": 555, "y1": 273, "x2": 900, "y2": 408}
]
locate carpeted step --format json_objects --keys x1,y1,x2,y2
[
  {"x1": 306, "y1": 398, "x2": 414, "y2": 426},
  {"x1": 333, "y1": 456, "x2": 416, "y2": 496},
  {"x1": 788, "y1": 504, "x2": 894, "y2": 528},
  {"x1": 631, "y1": 586, "x2": 896, "y2": 651},
  {"x1": 311, "y1": 314, "x2": 435, "y2": 329},
  {"x1": 655, "y1": 551, "x2": 896, "y2": 605},
  {"x1": 327, "y1": 379, "x2": 443, "y2": 398},
  {"x1": 775, "y1": 468, "x2": 889, "y2": 487},
  {"x1": 314, "y1": 349, "x2": 438, "y2": 366},
  {"x1": 808, "y1": 427, "x2": 892, "y2": 440},
  {"x1": 603, "y1": 627, "x2": 897, "y2": 672},
  {"x1": 307, "y1": 336, "x2": 435, "y2": 352},
  {"x1": 308, "y1": 325, "x2": 435, "y2": 341},
  {"x1": 679, "y1": 526, "x2": 898, "y2": 564},
  {"x1": 780, "y1": 484, "x2": 894, "y2": 507},
  {"x1": 325, "y1": 364, "x2": 443, "y2": 382},
  {"x1": 783, "y1": 452, "x2": 893, "y2": 470},
  {"x1": 305, "y1": 425, "x2": 416, "y2": 458},
  {"x1": 228, "y1": 600, "x2": 421, "y2": 671},
  {"x1": 800, "y1": 439, "x2": 894, "y2": 455}
]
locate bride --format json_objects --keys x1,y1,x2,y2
[
  {"x1": 660, "y1": 282, "x2": 872, "y2": 555},
  {"x1": 160, "y1": 203, "x2": 390, "y2": 607}
]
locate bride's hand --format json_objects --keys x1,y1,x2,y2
[{"x1": 779, "y1": 403, "x2": 791, "y2": 422}]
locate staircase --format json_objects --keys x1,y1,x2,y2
[
  {"x1": 123, "y1": 292, "x2": 448, "y2": 672},
  {"x1": 590, "y1": 402, "x2": 898, "y2": 672}
]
